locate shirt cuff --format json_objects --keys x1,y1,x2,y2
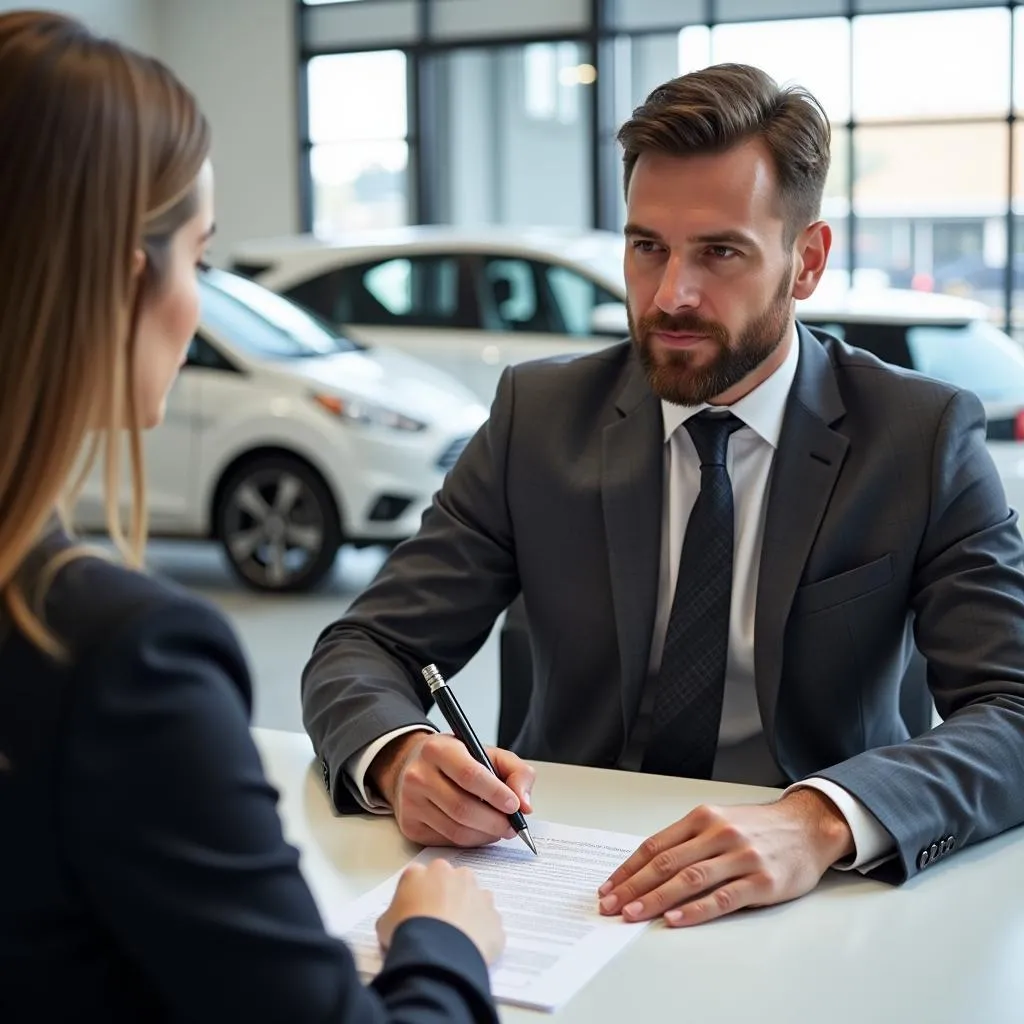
[
  {"x1": 343, "y1": 724, "x2": 437, "y2": 814},
  {"x1": 785, "y1": 778, "x2": 895, "y2": 873}
]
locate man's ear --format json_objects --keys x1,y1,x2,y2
[
  {"x1": 132, "y1": 248, "x2": 146, "y2": 278},
  {"x1": 792, "y1": 221, "x2": 831, "y2": 301}
]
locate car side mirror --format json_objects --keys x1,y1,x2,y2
[{"x1": 589, "y1": 302, "x2": 629, "y2": 337}]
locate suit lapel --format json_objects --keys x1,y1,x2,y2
[
  {"x1": 755, "y1": 326, "x2": 849, "y2": 748},
  {"x1": 601, "y1": 360, "x2": 663, "y2": 735}
]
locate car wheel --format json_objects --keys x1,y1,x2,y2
[{"x1": 215, "y1": 454, "x2": 342, "y2": 593}]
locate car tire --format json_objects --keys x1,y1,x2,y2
[{"x1": 214, "y1": 453, "x2": 342, "y2": 593}]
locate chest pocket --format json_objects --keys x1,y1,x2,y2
[{"x1": 791, "y1": 552, "x2": 895, "y2": 617}]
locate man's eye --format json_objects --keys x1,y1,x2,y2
[
  {"x1": 631, "y1": 240, "x2": 660, "y2": 254},
  {"x1": 707, "y1": 246, "x2": 738, "y2": 260}
]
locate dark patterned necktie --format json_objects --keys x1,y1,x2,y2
[{"x1": 642, "y1": 411, "x2": 744, "y2": 779}]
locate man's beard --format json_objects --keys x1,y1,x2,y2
[{"x1": 630, "y1": 267, "x2": 793, "y2": 407}]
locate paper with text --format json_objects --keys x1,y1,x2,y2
[{"x1": 324, "y1": 820, "x2": 651, "y2": 1012}]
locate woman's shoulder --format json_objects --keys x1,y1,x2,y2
[
  {"x1": 36, "y1": 532, "x2": 245, "y2": 669},
  {"x1": 0, "y1": 532, "x2": 254, "y2": 783}
]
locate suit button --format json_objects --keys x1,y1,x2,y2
[
  {"x1": 918, "y1": 849, "x2": 931, "y2": 870},
  {"x1": 930, "y1": 842, "x2": 939, "y2": 861},
  {"x1": 945, "y1": 835, "x2": 956, "y2": 853},
  {"x1": 938, "y1": 838, "x2": 948, "y2": 856},
  {"x1": 320, "y1": 757, "x2": 331, "y2": 792}
]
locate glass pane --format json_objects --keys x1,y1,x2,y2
[
  {"x1": 200, "y1": 271, "x2": 350, "y2": 358},
  {"x1": 604, "y1": 137, "x2": 628, "y2": 231},
  {"x1": 1015, "y1": 215, "x2": 1024, "y2": 340},
  {"x1": 718, "y1": 0, "x2": 843, "y2": 17},
  {"x1": 677, "y1": 24, "x2": 710, "y2": 73},
  {"x1": 819, "y1": 127, "x2": 852, "y2": 285},
  {"x1": 482, "y1": 258, "x2": 550, "y2": 332},
  {"x1": 310, "y1": 140, "x2": 408, "y2": 234},
  {"x1": 426, "y1": 47, "x2": 592, "y2": 228},
  {"x1": 710, "y1": 18, "x2": 851, "y2": 123},
  {"x1": 362, "y1": 257, "x2": 461, "y2": 323},
  {"x1": 613, "y1": 32, "x2": 687, "y2": 126},
  {"x1": 431, "y1": 0, "x2": 588, "y2": 39},
  {"x1": 823, "y1": 126, "x2": 849, "y2": 214},
  {"x1": 608, "y1": 0, "x2": 704, "y2": 30},
  {"x1": 1018, "y1": 7, "x2": 1024, "y2": 113},
  {"x1": 855, "y1": 0, "x2": 1004, "y2": 11},
  {"x1": 303, "y1": 1, "x2": 419, "y2": 49},
  {"x1": 854, "y1": 124, "x2": 1008, "y2": 313},
  {"x1": 308, "y1": 51, "x2": 407, "y2": 143},
  {"x1": 545, "y1": 264, "x2": 621, "y2": 335},
  {"x1": 852, "y1": 9, "x2": 1011, "y2": 121},
  {"x1": 523, "y1": 42, "x2": 587, "y2": 123},
  {"x1": 1014, "y1": 125, "x2": 1024, "y2": 335}
]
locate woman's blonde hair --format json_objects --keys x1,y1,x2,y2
[{"x1": 0, "y1": 11, "x2": 211, "y2": 655}]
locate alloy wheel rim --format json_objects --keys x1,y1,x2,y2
[{"x1": 223, "y1": 469, "x2": 326, "y2": 587}]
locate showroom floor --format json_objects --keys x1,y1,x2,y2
[{"x1": 145, "y1": 540, "x2": 502, "y2": 744}]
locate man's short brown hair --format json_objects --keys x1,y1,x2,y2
[{"x1": 617, "y1": 63, "x2": 831, "y2": 245}]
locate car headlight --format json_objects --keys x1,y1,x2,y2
[{"x1": 312, "y1": 393, "x2": 427, "y2": 432}]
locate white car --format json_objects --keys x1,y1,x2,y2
[
  {"x1": 73, "y1": 268, "x2": 487, "y2": 592},
  {"x1": 236, "y1": 228, "x2": 1024, "y2": 518},
  {"x1": 234, "y1": 226, "x2": 628, "y2": 402}
]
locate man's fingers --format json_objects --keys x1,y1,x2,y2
[
  {"x1": 395, "y1": 814, "x2": 457, "y2": 849},
  {"x1": 607, "y1": 854, "x2": 742, "y2": 921},
  {"x1": 411, "y1": 798, "x2": 507, "y2": 848},
  {"x1": 424, "y1": 737, "x2": 520, "y2": 814},
  {"x1": 664, "y1": 876, "x2": 766, "y2": 927},
  {"x1": 599, "y1": 837, "x2": 722, "y2": 915},
  {"x1": 487, "y1": 748, "x2": 536, "y2": 813},
  {"x1": 392, "y1": 735, "x2": 525, "y2": 847},
  {"x1": 427, "y1": 772, "x2": 517, "y2": 840},
  {"x1": 598, "y1": 818, "x2": 700, "y2": 896}
]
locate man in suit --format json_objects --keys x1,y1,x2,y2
[{"x1": 302, "y1": 64, "x2": 1024, "y2": 928}]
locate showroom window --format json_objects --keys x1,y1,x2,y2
[
  {"x1": 298, "y1": 0, "x2": 1024, "y2": 333},
  {"x1": 850, "y1": 7, "x2": 1012, "y2": 321},
  {"x1": 306, "y1": 50, "x2": 410, "y2": 235}
]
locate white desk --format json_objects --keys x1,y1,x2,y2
[{"x1": 252, "y1": 727, "x2": 1024, "y2": 1024}]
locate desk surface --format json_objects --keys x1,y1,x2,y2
[{"x1": 252, "y1": 727, "x2": 1024, "y2": 1024}]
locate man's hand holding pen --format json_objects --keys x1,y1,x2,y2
[{"x1": 370, "y1": 731, "x2": 536, "y2": 849}]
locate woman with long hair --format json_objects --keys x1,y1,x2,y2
[{"x1": 0, "y1": 11, "x2": 503, "y2": 1021}]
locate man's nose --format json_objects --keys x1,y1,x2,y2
[{"x1": 653, "y1": 256, "x2": 701, "y2": 314}]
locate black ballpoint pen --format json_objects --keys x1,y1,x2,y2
[{"x1": 421, "y1": 663, "x2": 538, "y2": 856}]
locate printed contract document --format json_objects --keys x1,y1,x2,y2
[{"x1": 325, "y1": 820, "x2": 652, "y2": 1011}]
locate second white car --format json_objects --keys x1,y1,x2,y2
[{"x1": 236, "y1": 228, "x2": 1024, "y2": 519}]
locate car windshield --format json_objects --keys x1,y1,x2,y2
[
  {"x1": 200, "y1": 268, "x2": 356, "y2": 358},
  {"x1": 906, "y1": 320, "x2": 1024, "y2": 401}
]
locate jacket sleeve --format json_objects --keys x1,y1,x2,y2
[
  {"x1": 814, "y1": 387, "x2": 1024, "y2": 883},
  {"x1": 61, "y1": 596, "x2": 497, "y2": 1024},
  {"x1": 302, "y1": 367, "x2": 522, "y2": 811}
]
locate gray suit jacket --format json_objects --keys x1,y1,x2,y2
[{"x1": 303, "y1": 326, "x2": 1024, "y2": 883}]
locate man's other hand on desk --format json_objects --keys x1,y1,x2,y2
[
  {"x1": 597, "y1": 789, "x2": 854, "y2": 927},
  {"x1": 370, "y1": 732, "x2": 535, "y2": 847}
]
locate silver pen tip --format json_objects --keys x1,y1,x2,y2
[{"x1": 519, "y1": 827, "x2": 538, "y2": 856}]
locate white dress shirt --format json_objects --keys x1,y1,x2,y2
[{"x1": 345, "y1": 328, "x2": 893, "y2": 871}]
